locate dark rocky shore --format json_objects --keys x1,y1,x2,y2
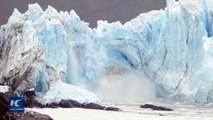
[
  {"x1": 1, "y1": 111, "x2": 53, "y2": 120},
  {"x1": 25, "y1": 90, "x2": 121, "y2": 111},
  {"x1": 0, "y1": 90, "x2": 53, "y2": 120},
  {"x1": 0, "y1": 88, "x2": 121, "y2": 120},
  {"x1": 140, "y1": 104, "x2": 173, "y2": 111}
]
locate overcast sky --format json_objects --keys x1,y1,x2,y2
[{"x1": 0, "y1": 0, "x2": 166, "y2": 27}]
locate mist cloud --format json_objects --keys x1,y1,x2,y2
[{"x1": 96, "y1": 71, "x2": 156, "y2": 103}]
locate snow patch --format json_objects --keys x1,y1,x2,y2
[{"x1": 0, "y1": 85, "x2": 9, "y2": 93}]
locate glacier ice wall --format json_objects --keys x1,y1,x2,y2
[
  {"x1": 95, "y1": 0, "x2": 213, "y2": 103},
  {"x1": 0, "y1": 0, "x2": 213, "y2": 103}
]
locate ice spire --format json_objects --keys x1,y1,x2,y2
[
  {"x1": 166, "y1": 0, "x2": 176, "y2": 15},
  {"x1": 167, "y1": 0, "x2": 176, "y2": 7}
]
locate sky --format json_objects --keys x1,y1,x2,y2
[{"x1": 0, "y1": 0, "x2": 166, "y2": 27}]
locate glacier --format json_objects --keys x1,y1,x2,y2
[{"x1": 0, "y1": 0, "x2": 213, "y2": 104}]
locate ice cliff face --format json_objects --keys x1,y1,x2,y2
[
  {"x1": 0, "y1": 0, "x2": 213, "y2": 103},
  {"x1": 0, "y1": 4, "x2": 101, "y2": 103}
]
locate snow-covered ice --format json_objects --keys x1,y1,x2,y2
[
  {"x1": 36, "y1": 80, "x2": 99, "y2": 104},
  {"x1": 1, "y1": 0, "x2": 213, "y2": 104}
]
